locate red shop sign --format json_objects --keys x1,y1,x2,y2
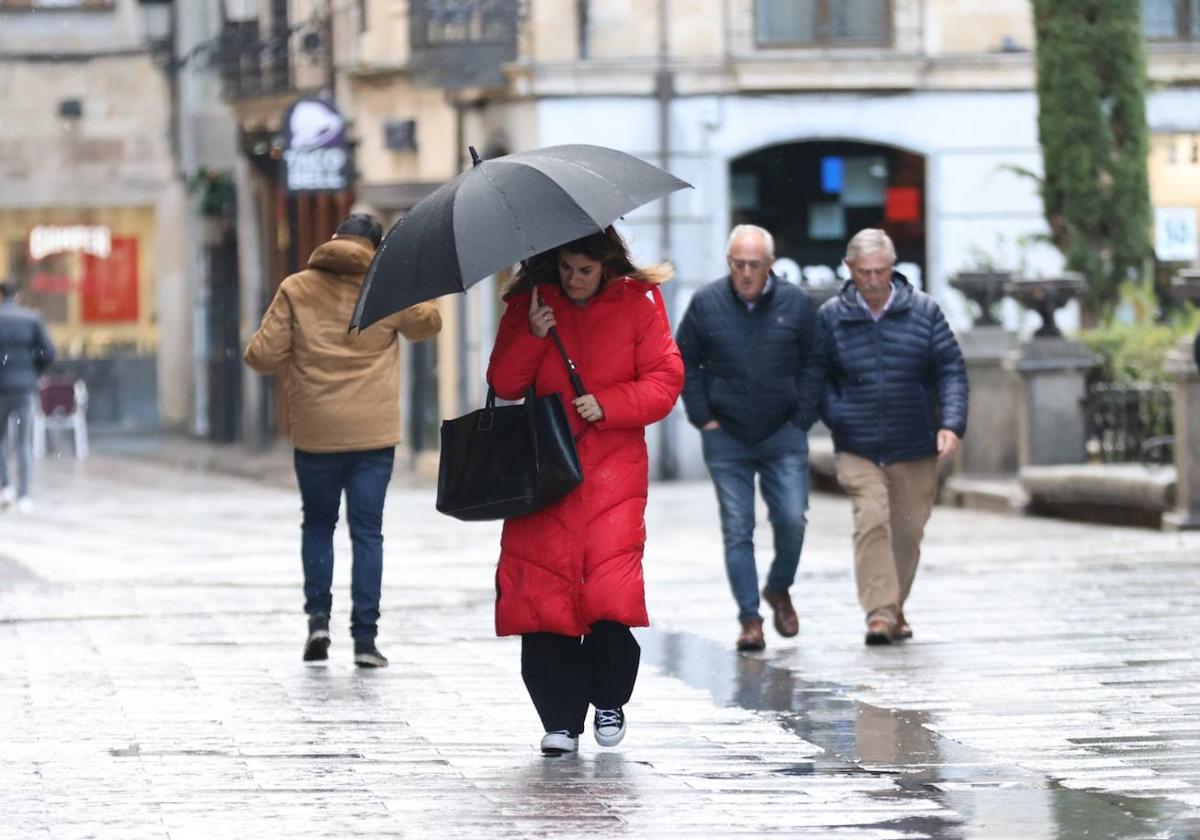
[{"x1": 81, "y1": 236, "x2": 139, "y2": 323}]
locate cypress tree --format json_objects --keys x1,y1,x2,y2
[{"x1": 1031, "y1": 0, "x2": 1152, "y2": 318}]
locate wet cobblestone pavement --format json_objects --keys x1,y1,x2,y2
[{"x1": 3, "y1": 455, "x2": 1200, "y2": 838}]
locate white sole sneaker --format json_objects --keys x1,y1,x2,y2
[
  {"x1": 594, "y1": 708, "x2": 626, "y2": 747},
  {"x1": 540, "y1": 731, "x2": 579, "y2": 755}
]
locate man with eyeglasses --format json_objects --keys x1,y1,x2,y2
[{"x1": 676, "y1": 224, "x2": 823, "y2": 651}]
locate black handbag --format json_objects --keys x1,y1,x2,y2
[{"x1": 435, "y1": 326, "x2": 585, "y2": 521}]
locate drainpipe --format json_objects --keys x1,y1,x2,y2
[
  {"x1": 577, "y1": 0, "x2": 589, "y2": 59},
  {"x1": 657, "y1": 0, "x2": 678, "y2": 480},
  {"x1": 323, "y1": 0, "x2": 336, "y2": 101}
]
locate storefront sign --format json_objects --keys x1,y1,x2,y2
[
  {"x1": 28, "y1": 224, "x2": 112, "y2": 261},
  {"x1": 283, "y1": 98, "x2": 349, "y2": 192},
  {"x1": 1155, "y1": 207, "x2": 1199, "y2": 262},
  {"x1": 81, "y1": 236, "x2": 139, "y2": 323}
]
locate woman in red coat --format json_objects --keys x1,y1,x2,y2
[{"x1": 487, "y1": 226, "x2": 684, "y2": 756}]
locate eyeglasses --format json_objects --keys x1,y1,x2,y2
[{"x1": 727, "y1": 258, "x2": 767, "y2": 272}]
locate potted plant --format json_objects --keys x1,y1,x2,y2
[{"x1": 189, "y1": 167, "x2": 236, "y2": 245}]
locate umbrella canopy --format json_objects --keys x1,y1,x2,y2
[{"x1": 350, "y1": 144, "x2": 691, "y2": 330}]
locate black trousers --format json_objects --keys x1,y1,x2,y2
[{"x1": 520, "y1": 621, "x2": 641, "y2": 736}]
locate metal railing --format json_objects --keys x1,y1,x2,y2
[{"x1": 1083, "y1": 383, "x2": 1174, "y2": 464}]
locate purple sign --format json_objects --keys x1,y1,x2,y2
[{"x1": 283, "y1": 97, "x2": 349, "y2": 192}]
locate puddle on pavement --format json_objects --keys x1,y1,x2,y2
[{"x1": 640, "y1": 627, "x2": 1193, "y2": 840}]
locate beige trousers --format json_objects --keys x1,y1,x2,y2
[{"x1": 834, "y1": 453, "x2": 940, "y2": 624}]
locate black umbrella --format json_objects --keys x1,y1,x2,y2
[{"x1": 350, "y1": 144, "x2": 691, "y2": 331}]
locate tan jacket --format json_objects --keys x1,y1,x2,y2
[{"x1": 244, "y1": 236, "x2": 442, "y2": 453}]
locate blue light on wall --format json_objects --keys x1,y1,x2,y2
[{"x1": 821, "y1": 156, "x2": 844, "y2": 194}]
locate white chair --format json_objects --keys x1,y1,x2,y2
[{"x1": 33, "y1": 376, "x2": 88, "y2": 460}]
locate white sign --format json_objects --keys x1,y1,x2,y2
[
  {"x1": 283, "y1": 147, "x2": 349, "y2": 191},
  {"x1": 1155, "y1": 207, "x2": 1199, "y2": 262},
  {"x1": 28, "y1": 225, "x2": 112, "y2": 261}
]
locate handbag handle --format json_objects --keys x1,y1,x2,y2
[{"x1": 536, "y1": 291, "x2": 586, "y2": 398}]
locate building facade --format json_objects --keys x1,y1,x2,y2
[
  {"x1": 12, "y1": 1, "x2": 1194, "y2": 475},
  {"x1": 0, "y1": 0, "x2": 185, "y2": 432},
  {"x1": 333, "y1": 0, "x2": 1200, "y2": 477}
]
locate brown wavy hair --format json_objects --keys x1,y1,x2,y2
[{"x1": 503, "y1": 226, "x2": 672, "y2": 299}]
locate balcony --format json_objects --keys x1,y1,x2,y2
[
  {"x1": 407, "y1": 0, "x2": 520, "y2": 88},
  {"x1": 216, "y1": 16, "x2": 330, "y2": 103}
]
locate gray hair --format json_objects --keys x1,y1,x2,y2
[
  {"x1": 726, "y1": 224, "x2": 775, "y2": 258},
  {"x1": 845, "y1": 228, "x2": 896, "y2": 264}
]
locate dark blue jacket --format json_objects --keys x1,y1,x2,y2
[
  {"x1": 817, "y1": 274, "x2": 967, "y2": 465},
  {"x1": 676, "y1": 275, "x2": 822, "y2": 445},
  {"x1": 0, "y1": 300, "x2": 55, "y2": 394}
]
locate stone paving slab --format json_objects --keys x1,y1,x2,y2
[{"x1": 2, "y1": 455, "x2": 1200, "y2": 838}]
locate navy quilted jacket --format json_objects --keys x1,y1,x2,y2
[
  {"x1": 676, "y1": 275, "x2": 823, "y2": 445},
  {"x1": 0, "y1": 301, "x2": 55, "y2": 394},
  {"x1": 817, "y1": 274, "x2": 967, "y2": 465}
]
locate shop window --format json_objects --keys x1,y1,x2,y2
[
  {"x1": 756, "y1": 0, "x2": 890, "y2": 48},
  {"x1": 1143, "y1": 0, "x2": 1199, "y2": 39}
]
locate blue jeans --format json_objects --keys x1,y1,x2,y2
[
  {"x1": 293, "y1": 447, "x2": 395, "y2": 641},
  {"x1": 0, "y1": 392, "x2": 33, "y2": 498},
  {"x1": 702, "y1": 424, "x2": 809, "y2": 623}
]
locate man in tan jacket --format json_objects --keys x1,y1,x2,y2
[{"x1": 245, "y1": 213, "x2": 441, "y2": 667}]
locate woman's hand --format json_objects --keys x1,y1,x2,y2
[
  {"x1": 528, "y1": 292, "x2": 556, "y2": 339},
  {"x1": 573, "y1": 394, "x2": 604, "y2": 423}
]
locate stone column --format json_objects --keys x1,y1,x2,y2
[
  {"x1": 1005, "y1": 338, "x2": 1099, "y2": 467},
  {"x1": 1163, "y1": 335, "x2": 1200, "y2": 531},
  {"x1": 954, "y1": 326, "x2": 1020, "y2": 475}
]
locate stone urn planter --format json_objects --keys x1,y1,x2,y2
[
  {"x1": 949, "y1": 270, "x2": 1012, "y2": 327},
  {"x1": 1004, "y1": 272, "x2": 1086, "y2": 338}
]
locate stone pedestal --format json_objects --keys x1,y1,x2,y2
[
  {"x1": 1163, "y1": 336, "x2": 1200, "y2": 531},
  {"x1": 955, "y1": 327, "x2": 1020, "y2": 475},
  {"x1": 1005, "y1": 338, "x2": 1099, "y2": 468}
]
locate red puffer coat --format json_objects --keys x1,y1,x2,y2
[{"x1": 487, "y1": 277, "x2": 684, "y2": 637}]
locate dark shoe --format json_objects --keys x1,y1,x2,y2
[
  {"x1": 893, "y1": 612, "x2": 913, "y2": 640},
  {"x1": 864, "y1": 617, "x2": 894, "y2": 646},
  {"x1": 762, "y1": 587, "x2": 799, "y2": 638},
  {"x1": 302, "y1": 614, "x2": 331, "y2": 662},
  {"x1": 353, "y1": 640, "x2": 389, "y2": 668},
  {"x1": 736, "y1": 618, "x2": 766, "y2": 651},
  {"x1": 594, "y1": 707, "x2": 626, "y2": 747}
]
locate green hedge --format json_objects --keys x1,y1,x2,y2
[{"x1": 1080, "y1": 320, "x2": 1197, "y2": 384}]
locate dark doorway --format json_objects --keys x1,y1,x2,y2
[
  {"x1": 409, "y1": 338, "x2": 439, "y2": 457},
  {"x1": 206, "y1": 228, "x2": 242, "y2": 442},
  {"x1": 730, "y1": 140, "x2": 926, "y2": 284}
]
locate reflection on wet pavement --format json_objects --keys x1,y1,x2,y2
[
  {"x1": 642, "y1": 628, "x2": 1194, "y2": 839},
  {"x1": 6, "y1": 458, "x2": 1200, "y2": 837}
]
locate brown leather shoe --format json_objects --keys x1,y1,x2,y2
[
  {"x1": 893, "y1": 612, "x2": 913, "y2": 640},
  {"x1": 762, "y1": 587, "x2": 799, "y2": 638},
  {"x1": 736, "y1": 618, "x2": 765, "y2": 651},
  {"x1": 864, "y1": 617, "x2": 894, "y2": 646}
]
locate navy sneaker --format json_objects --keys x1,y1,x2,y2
[
  {"x1": 594, "y1": 707, "x2": 626, "y2": 747},
  {"x1": 302, "y1": 614, "x2": 331, "y2": 662},
  {"x1": 353, "y1": 640, "x2": 389, "y2": 668}
]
